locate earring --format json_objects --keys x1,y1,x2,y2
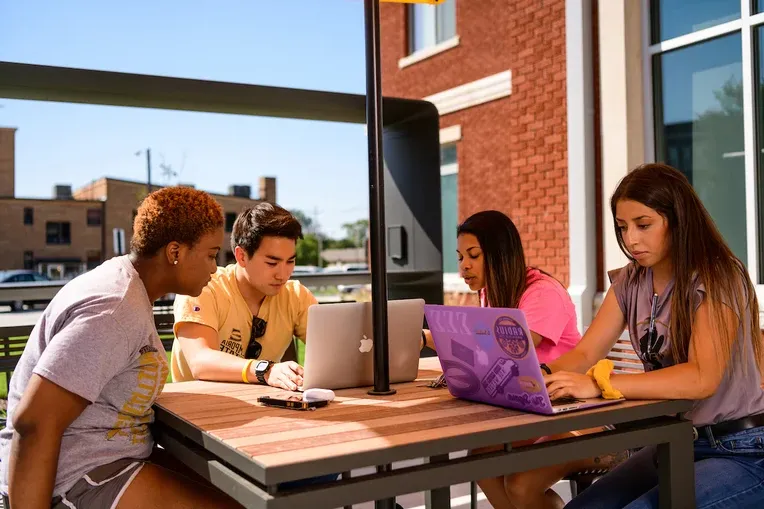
[{"x1": 174, "y1": 260, "x2": 178, "y2": 265}]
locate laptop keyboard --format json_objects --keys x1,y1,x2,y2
[{"x1": 551, "y1": 396, "x2": 582, "y2": 406}]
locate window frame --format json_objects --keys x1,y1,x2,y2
[
  {"x1": 86, "y1": 207, "x2": 103, "y2": 227},
  {"x1": 46, "y1": 221, "x2": 72, "y2": 245},
  {"x1": 406, "y1": 0, "x2": 458, "y2": 58},
  {"x1": 644, "y1": 1, "x2": 764, "y2": 304},
  {"x1": 439, "y1": 131, "x2": 459, "y2": 275}
]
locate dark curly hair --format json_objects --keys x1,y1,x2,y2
[
  {"x1": 232, "y1": 203, "x2": 302, "y2": 257},
  {"x1": 131, "y1": 187, "x2": 224, "y2": 257}
]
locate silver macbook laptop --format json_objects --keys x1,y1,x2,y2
[{"x1": 301, "y1": 298, "x2": 425, "y2": 391}]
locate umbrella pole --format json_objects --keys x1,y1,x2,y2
[{"x1": 364, "y1": 0, "x2": 394, "y2": 397}]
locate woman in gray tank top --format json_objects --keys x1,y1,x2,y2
[{"x1": 545, "y1": 163, "x2": 764, "y2": 509}]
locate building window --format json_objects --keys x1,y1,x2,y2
[
  {"x1": 46, "y1": 222, "x2": 71, "y2": 245},
  {"x1": 649, "y1": 2, "x2": 764, "y2": 283},
  {"x1": 225, "y1": 212, "x2": 237, "y2": 233},
  {"x1": 653, "y1": 32, "x2": 745, "y2": 264},
  {"x1": 409, "y1": 0, "x2": 456, "y2": 54},
  {"x1": 23, "y1": 207, "x2": 33, "y2": 225},
  {"x1": 86, "y1": 208, "x2": 102, "y2": 226},
  {"x1": 23, "y1": 251, "x2": 34, "y2": 270},
  {"x1": 650, "y1": 0, "x2": 740, "y2": 43},
  {"x1": 440, "y1": 143, "x2": 458, "y2": 274}
]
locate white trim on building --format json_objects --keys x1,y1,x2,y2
[
  {"x1": 565, "y1": 0, "x2": 598, "y2": 331},
  {"x1": 424, "y1": 70, "x2": 512, "y2": 116},
  {"x1": 399, "y1": 36, "x2": 461, "y2": 69}
]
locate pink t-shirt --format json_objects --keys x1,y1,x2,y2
[{"x1": 479, "y1": 268, "x2": 581, "y2": 364}]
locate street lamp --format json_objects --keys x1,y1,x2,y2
[{"x1": 135, "y1": 148, "x2": 152, "y2": 193}]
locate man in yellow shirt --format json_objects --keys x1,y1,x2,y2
[{"x1": 172, "y1": 203, "x2": 317, "y2": 390}]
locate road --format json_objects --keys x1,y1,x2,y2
[{"x1": 0, "y1": 309, "x2": 43, "y2": 327}]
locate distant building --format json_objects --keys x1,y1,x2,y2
[
  {"x1": 0, "y1": 127, "x2": 276, "y2": 278},
  {"x1": 321, "y1": 248, "x2": 366, "y2": 266}
]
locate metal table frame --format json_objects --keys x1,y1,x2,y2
[{"x1": 152, "y1": 399, "x2": 695, "y2": 509}]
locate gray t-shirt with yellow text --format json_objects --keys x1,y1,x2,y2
[{"x1": 0, "y1": 256, "x2": 168, "y2": 496}]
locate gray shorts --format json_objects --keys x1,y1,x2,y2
[{"x1": 51, "y1": 458, "x2": 145, "y2": 509}]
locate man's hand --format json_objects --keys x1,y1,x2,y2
[
  {"x1": 262, "y1": 362, "x2": 304, "y2": 391},
  {"x1": 543, "y1": 371, "x2": 601, "y2": 400}
]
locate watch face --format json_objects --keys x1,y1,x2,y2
[{"x1": 256, "y1": 360, "x2": 270, "y2": 372}]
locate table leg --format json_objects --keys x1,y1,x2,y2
[
  {"x1": 657, "y1": 422, "x2": 695, "y2": 509},
  {"x1": 375, "y1": 464, "x2": 396, "y2": 509},
  {"x1": 343, "y1": 471, "x2": 353, "y2": 509},
  {"x1": 425, "y1": 455, "x2": 451, "y2": 509}
]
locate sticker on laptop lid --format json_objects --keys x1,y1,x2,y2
[
  {"x1": 481, "y1": 358, "x2": 519, "y2": 397},
  {"x1": 494, "y1": 316, "x2": 530, "y2": 360},
  {"x1": 472, "y1": 319, "x2": 497, "y2": 352},
  {"x1": 440, "y1": 359, "x2": 480, "y2": 396},
  {"x1": 517, "y1": 376, "x2": 543, "y2": 394},
  {"x1": 451, "y1": 338, "x2": 475, "y2": 367}
]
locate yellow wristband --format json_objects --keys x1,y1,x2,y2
[
  {"x1": 586, "y1": 359, "x2": 624, "y2": 400},
  {"x1": 242, "y1": 359, "x2": 255, "y2": 384}
]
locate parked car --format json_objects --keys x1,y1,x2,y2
[
  {"x1": 0, "y1": 270, "x2": 51, "y2": 284},
  {"x1": 292, "y1": 265, "x2": 322, "y2": 276},
  {"x1": 0, "y1": 270, "x2": 63, "y2": 311}
]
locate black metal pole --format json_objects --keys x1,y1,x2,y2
[{"x1": 364, "y1": 0, "x2": 394, "y2": 397}]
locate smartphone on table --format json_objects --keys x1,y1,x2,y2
[{"x1": 257, "y1": 394, "x2": 328, "y2": 411}]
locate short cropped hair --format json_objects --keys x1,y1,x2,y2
[
  {"x1": 131, "y1": 186, "x2": 224, "y2": 257},
  {"x1": 231, "y1": 203, "x2": 303, "y2": 257}
]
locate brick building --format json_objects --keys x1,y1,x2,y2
[
  {"x1": 381, "y1": 0, "x2": 569, "y2": 281},
  {"x1": 381, "y1": 0, "x2": 764, "y2": 326},
  {"x1": 381, "y1": 0, "x2": 603, "y2": 325},
  {"x1": 0, "y1": 126, "x2": 276, "y2": 278}
]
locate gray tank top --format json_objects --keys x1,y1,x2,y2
[{"x1": 609, "y1": 263, "x2": 764, "y2": 426}]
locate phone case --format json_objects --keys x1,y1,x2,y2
[{"x1": 257, "y1": 396, "x2": 328, "y2": 411}]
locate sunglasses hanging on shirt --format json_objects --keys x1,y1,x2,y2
[{"x1": 244, "y1": 316, "x2": 268, "y2": 359}]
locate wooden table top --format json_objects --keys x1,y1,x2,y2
[{"x1": 155, "y1": 357, "x2": 689, "y2": 471}]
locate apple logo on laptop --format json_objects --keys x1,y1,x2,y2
[
  {"x1": 359, "y1": 334, "x2": 373, "y2": 353},
  {"x1": 475, "y1": 345, "x2": 489, "y2": 367}
]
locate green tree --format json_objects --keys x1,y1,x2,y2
[
  {"x1": 323, "y1": 237, "x2": 355, "y2": 250},
  {"x1": 296, "y1": 233, "x2": 320, "y2": 266},
  {"x1": 341, "y1": 219, "x2": 369, "y2": 247}
]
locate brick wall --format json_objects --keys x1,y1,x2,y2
[
  {"x1": 103, "y1": 179, "x2": 266, "y2": 261},
  {"x1": 380, "y1": 0, "x2": 569, "y2": 285},
  {"x1": 0, "y1": 199, "x2": 103, "y2": 270}
]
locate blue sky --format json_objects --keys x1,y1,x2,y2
[{"x1": 0, "y1": 0, "x2": 372, "y2": 238}]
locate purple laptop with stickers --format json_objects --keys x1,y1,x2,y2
[{"x1": 424, "y1": 305, "x2": 622, "y2": 415}]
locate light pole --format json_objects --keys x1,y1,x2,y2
[{"x1": 135, "y1": 148, "x2": 152, "y2": 193}]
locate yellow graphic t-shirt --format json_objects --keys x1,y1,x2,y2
[{"x1": 171, "y1": 264, "x2": 318, "y2": 382}]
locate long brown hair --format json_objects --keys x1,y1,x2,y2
[
  {"x1": 611, "y1": 163, "x2": 761, "y2": 373},
  {"x1": 456, "y1": 210, "x2": 529, "y2": 308}
]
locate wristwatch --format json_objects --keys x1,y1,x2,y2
[
  {"x1": 539, "y1": 363, "x2": 552, "y2": 375},
  {"x1": 254, "y1": 360, "x2": 274, "y2": 385}
]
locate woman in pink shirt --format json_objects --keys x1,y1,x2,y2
[
  {"x1": 424, "y1": 210, "x2": 610, "y2": 509},
  {"x1": 462, "y1": 210, "x2": 581, "y2": 364}
]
